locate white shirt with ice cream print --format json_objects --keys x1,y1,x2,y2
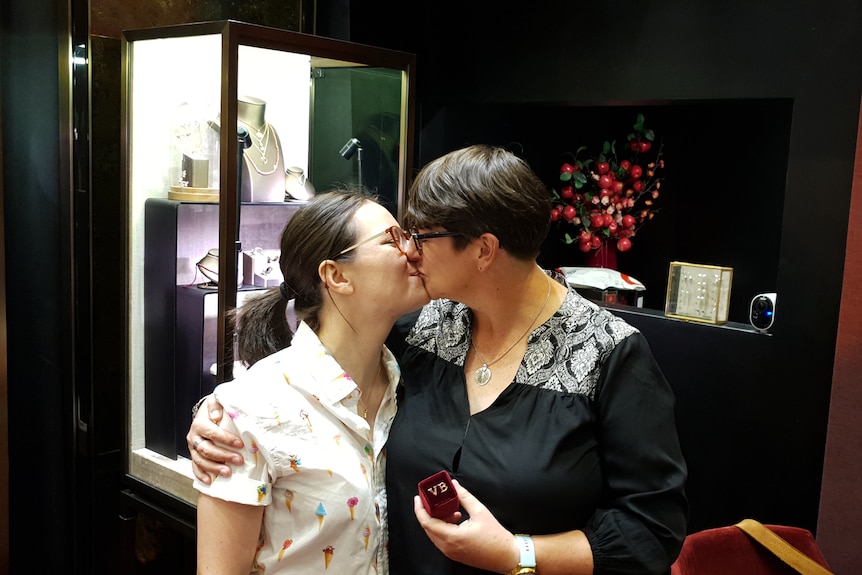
[{"x1": 193, "y1": 321, "x2": 397, "y2": 574}]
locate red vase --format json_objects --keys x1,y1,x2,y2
[{"x1": 583, "y1": 242, "x2": 618, "y2": 269}]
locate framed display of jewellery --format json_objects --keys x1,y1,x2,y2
[
  {"x1": 664, "y1": 261, "x2": 734, "y2": 325},
  {"x1": 122, "y1": 20, "x2": 416, "y2": 505}
]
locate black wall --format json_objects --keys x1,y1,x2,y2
[
  {"x1": 1, "y1": 0, "x2": 77, "y2": 572},
  {"x1": 416, "y1": 99, "x2": 793, "y2": 324},
  {"x1": 352, "y1": 0, "x2": 862, "y2": 533},
  {"x1": 3, "y1": 3, "x2": 860, "y2": 575}
]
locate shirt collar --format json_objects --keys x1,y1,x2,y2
[{"x1": 289, "y1": 321, "x2": 399, "y2": 408}]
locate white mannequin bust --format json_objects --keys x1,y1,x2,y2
[{"x1": 237, "y1": 95, "x2": 286, "y2": 202}]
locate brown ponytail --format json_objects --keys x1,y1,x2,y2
[{"x1": 233, "y1": 189, "x2": 371, "y2": 367}]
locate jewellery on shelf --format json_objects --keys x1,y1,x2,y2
[
  {"x1": 239, "y1": 120, "x2": 279, "y2": 176},
  {"x1": 471, "y1": 274, "x2": 552, "y2": 386},
  {"x1": 196, "y1": 248, "x2": 220, "y2": 284},
  {"x1": 252, "y1": 123, "x2": 270, "y2": 162},
  {"x1": 249, "y1": 121, "x2": 266, "y2": 141}
]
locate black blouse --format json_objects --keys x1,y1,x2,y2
[{"x1": 385, "y1": 282, "x2": 688, "y2": 575}]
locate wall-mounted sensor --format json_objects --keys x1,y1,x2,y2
[{"x1": 750, "y1": 293, "x2": 777, "y2": 332}]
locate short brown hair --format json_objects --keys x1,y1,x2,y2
[{"x1": 404, "y1": 145, "x2": 551, "y2": 260}]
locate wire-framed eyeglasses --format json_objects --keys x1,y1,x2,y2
[
  {"x1": 409, "y1": 229, "x2": 464, "y2": 255},
  {"x1": 335, "y1": 226, "x2": 412, "y2": 257}
]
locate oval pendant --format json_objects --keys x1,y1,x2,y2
[{"x1": 475, "y1": 365, "x2": 492, "y2": 386}]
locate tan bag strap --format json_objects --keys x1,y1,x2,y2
[{"x1": 735, "y1": 519, "x2": 833, "y2": 575}]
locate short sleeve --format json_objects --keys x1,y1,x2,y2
[
  {"x1": 582, "y1": 333, "x2": 689, "y2": 575},
  {"x1": 192, "y1": 390, "x2": 274, "y2": 507}
]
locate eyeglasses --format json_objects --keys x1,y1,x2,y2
[
  {"x1": 335, "y1": 226, "x2": 411, "y2": 257},
  {"x1": 409, "y1": 229, "x2": 464, "y2": 255}
]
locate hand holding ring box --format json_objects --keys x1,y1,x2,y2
[{"x1": 418, "y1": 470, "x2": 459, "y2": 519}]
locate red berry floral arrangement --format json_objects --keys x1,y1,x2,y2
[{"x1": 550, "y1": 114, "x2": 665, "y2": 255}]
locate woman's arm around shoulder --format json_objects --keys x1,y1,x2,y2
[{"x1": 187, "y1": 395, "x2": 246, "y2": 484}]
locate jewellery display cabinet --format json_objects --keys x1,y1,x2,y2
[{"x1": 122, "y1": 20, "x2": 415, "y2": 507}]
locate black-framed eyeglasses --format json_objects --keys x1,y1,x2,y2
[
  {"x1": 335, "y1": 226, "x2": 411, "y2": 257},
  {"x1": 409, "y1": 229, "x2": 464, "y2": 255}
]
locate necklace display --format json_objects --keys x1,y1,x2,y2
[
  {"x1": 471, "y1": 275, "x2": 552, "y2": 386},
  {"x1": 240, "y1": 120, "x2": 279, "y2": 176}
]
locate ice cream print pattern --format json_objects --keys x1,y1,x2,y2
[
  {"x1": 289, "y1": 454, "x2": 301, "y2": 472},
  {"x1": 300, "y1": 409, "x2": 313, "y2": 432},
  {"x1": 277, "y1": 539, "x2": 293, "y2": 561},
  {"x1": 192, "y1": 328, "x2": 397, "y2": 573},
  {"x1": 322, "y1": 545, "x2": 335, "y2": 569},
  {"x1": 316, "y1": 502, "x2": 327, "y2": 531}
]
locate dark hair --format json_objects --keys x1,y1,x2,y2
[
  {"x1": 404, "y1": 145, "x2": 551, "y2": 259},
  {"x1": 233, "y1": 190, "x2": 370, "y2": 366}
]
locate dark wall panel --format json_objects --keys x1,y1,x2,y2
[
  {"x1": 1, "y1": 0, "x2": 74, "y2": 572},
  {"x1": 353, "y1": 0, "x2": 862, "y2": 536}
]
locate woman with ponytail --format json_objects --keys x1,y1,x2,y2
[{"x1": 193, "y1": 190, "x2": 429, "y2": 575}]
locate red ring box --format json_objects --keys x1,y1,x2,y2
[{"x1": 418, "y1": 470, "x2": 459, "y2": 519}]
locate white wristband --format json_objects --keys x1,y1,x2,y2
[{"x1": 508, "y1": 534, "x2": 536, "y2": 574}]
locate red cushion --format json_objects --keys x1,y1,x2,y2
[{"x1": 671, "y1": 524, "x2": 831, "y2": 575}]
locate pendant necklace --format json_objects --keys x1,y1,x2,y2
[
  {"x1": 241, "y1": 121, "x2": 279, "y2": 176},
  {"x1": 250, "y1": 123, "x2": 271, "y2": 164},
  {"x1": 357, "y1": 357, "x2": 384, "y2": 419},
  {"x1": 471, "y1": 274, "x2": 552, "y2": 386}
]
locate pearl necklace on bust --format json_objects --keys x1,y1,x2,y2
[{"x1": 241, "y1": 121, "x2": 279, "y2": 176}]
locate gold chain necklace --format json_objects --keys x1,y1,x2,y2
[
  {"x1": 471, "y1": 274, "x2": 552, "y2": 386},
  {"x1": 357, "y1": 357, "x2": 384, "y2": 419}
]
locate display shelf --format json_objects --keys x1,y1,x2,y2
[
  {"x1": 604, "y1": 301, "x2": 771, "y2": 335},
  {"x1": 122, "y1": 20, "x2": 415, "y2": 504}
]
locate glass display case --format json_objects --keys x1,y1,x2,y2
[{"x1": 122, "y1": 20, "x2": 416, "y2": 505}]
